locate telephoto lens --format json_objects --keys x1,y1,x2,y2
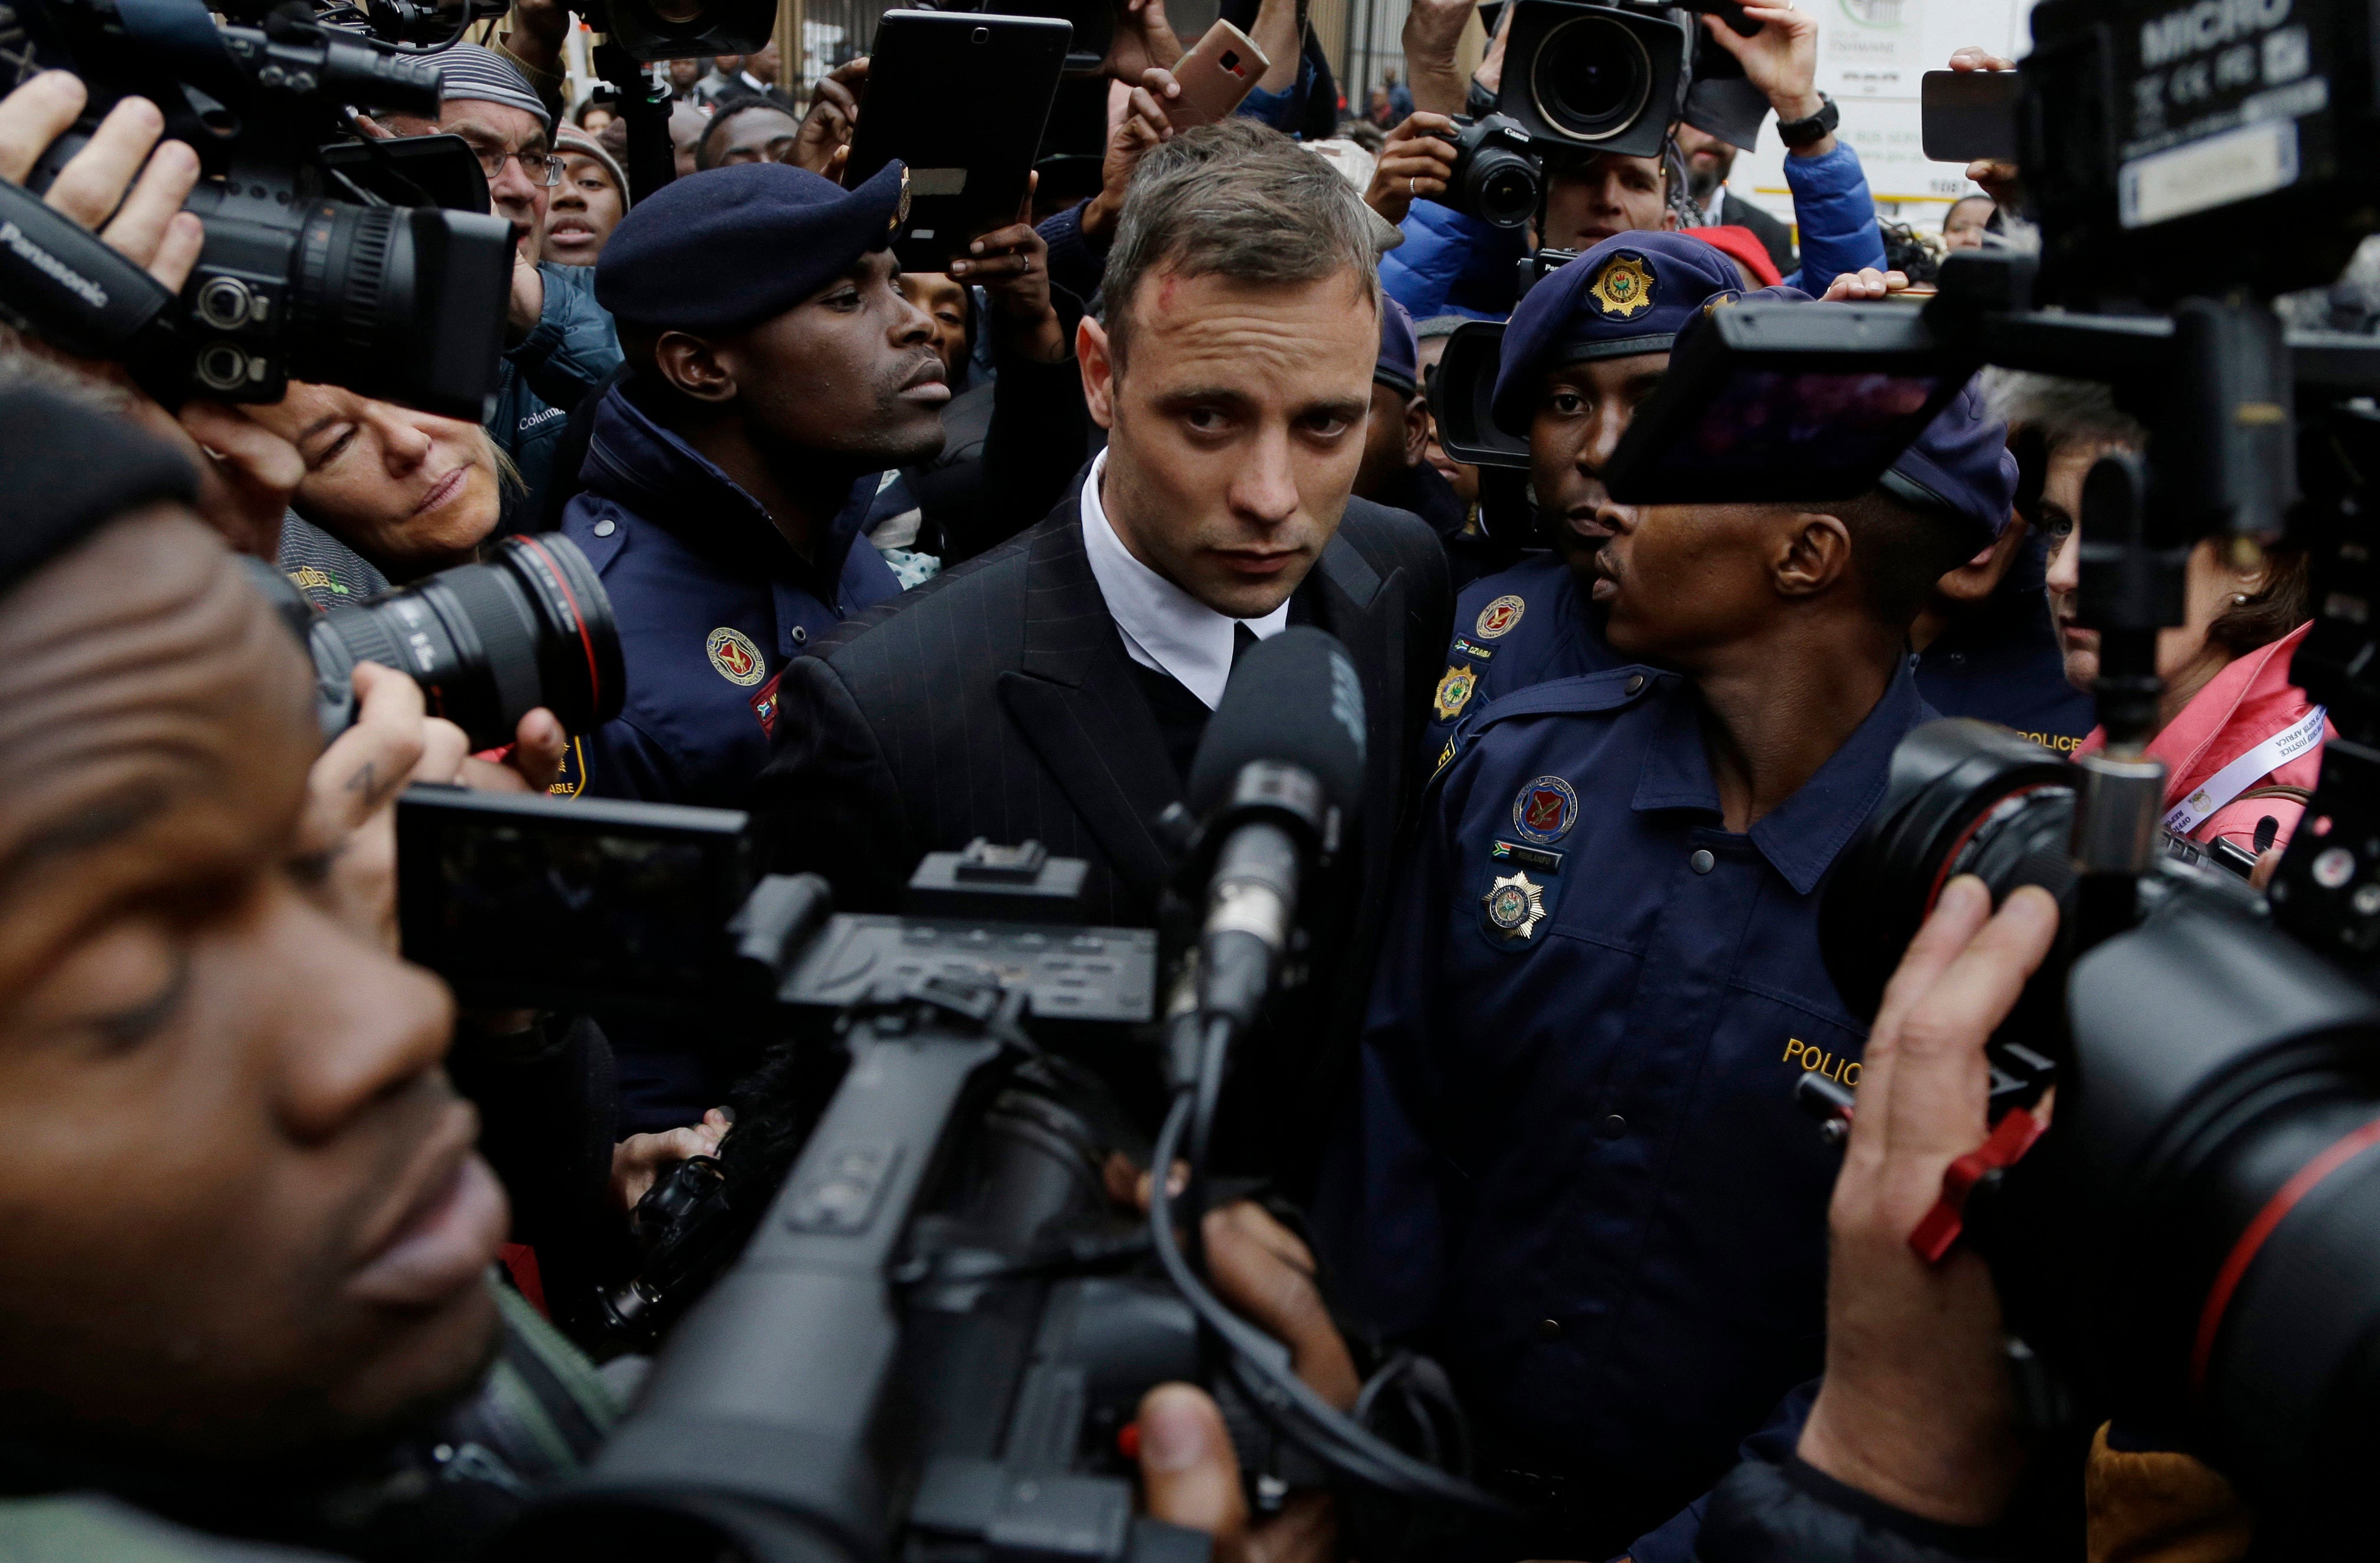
[
  {"x1": 305, "y1": 535, "x2": 625, "y2": 750},
  {"x1": 1818, "y1": 719, "x2": 2077, "y2": 1024},
  {"x1": 1819, "y1": 717, "x2": 2380, "y2": 1545}
]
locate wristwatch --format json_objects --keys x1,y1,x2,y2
[{"x1": 1775, "y1": 93, "x2": 1839, "y2": 150}]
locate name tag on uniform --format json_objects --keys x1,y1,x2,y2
[{"x1": 1488, "y1": 839, "x2": 1565, "y2": 875}]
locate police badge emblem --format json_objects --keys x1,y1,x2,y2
[
  {"x1": 1475, "y1": 594, "x2": 1525, "y2": 638},
  {"x1": 1482, "y1": 870, "x2": 1547, "y2": 940},
  {"x1": 1432, "y1": 663, "x2": 1478, "y2": 721},
  {"x1": 706, "y1": 626, "x2": 766, "y2": 687},
  {"x1": 1588, "y1": 253, "x2": 1655, "y2": 318},
  {"x1": 1511, "y1": 774, "x2": 1579, "y2": 846}
]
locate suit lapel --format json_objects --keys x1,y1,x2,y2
[
  {"x1": 1310, "y1": 531, "x2": 1407, "y2": 870},
  {"x1": 997, "y1": 504, "x2": 1183, "y2": 911}
]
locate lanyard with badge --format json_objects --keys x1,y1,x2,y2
[{"x1": 2162, "y1": 705, "x2": 2328, "y2": 838}]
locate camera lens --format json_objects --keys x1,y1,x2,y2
[
  {"x1": 278, "y1": 202, "x2": 515, "y2": 423},
  {"x1": 1467, "y1": 146, "x2": 1543, "y2": 230},
  {"x1": 1819, "y1": 720, "x2": 2077, "y2": 1023},
  {"x1": 1530, "y1": 14, "x2": 1653, "y2": 144},
  {"x1": 307, "y1": 534, "x2": 625, "y2": 750}
]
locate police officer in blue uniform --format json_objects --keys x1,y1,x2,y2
[
  {"x1": 1421, "y1": 236, "x2": 1764, "y2": 756},
  {"x1": 1911, "y1": 513, "x2": 2096, "y2": 753},
  {"x1": 558, "y1": 160, "x2": 934, "y2": 809},
  {"x1": 1317, "y1": 243, "x2": 2023, "y2": 1562}
]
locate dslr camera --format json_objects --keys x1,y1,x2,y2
[
  {"x1": 0, "y1": 0, "x2": 515, "y2": 418},
  {"x1": 248, "y1": 533, "x2": 626, "y2": 751}
]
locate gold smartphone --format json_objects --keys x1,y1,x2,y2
[{"x1": 1165, "y1": 21, "x2": 1271, "y2": 128}]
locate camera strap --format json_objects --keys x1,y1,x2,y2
[{"x1": 2162, "y1": 704, "x2": 2327, "y2": 839}]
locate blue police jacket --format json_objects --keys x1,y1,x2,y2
[
  {"x1": 1913, "y1": 538, "x2": 2095, "y2": 754},
  {"x1": 559, "y1": 382, "x2": 904, "y2": 809},
  {"x1": 1382, "y1": 141, "x2": 1889, "y2": 322},
  {"x1": 1422, "y1": 552, "x2": 1620, "y2": 755},
  {"x1": 1320, "y1": 658, "x2": 1934, "y2": 1559},
  {"x1": 1914, "y1": 630, "x2": 2094, "y2": 756}
]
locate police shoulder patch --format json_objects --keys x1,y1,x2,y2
[
  {"x1": 1432, "y1": 663, "x2": 1478, "y2": 722},
  {"x1": 750, "y1": 670, "x2": 784, "y2": 737},
  {"x1": 1589, "y1": 253, "x2": 1656, "y2": 318},
  {"x1": 707, "y1": 626, "x2": 766, "y2": 687},
  {"x1": 1429, "y1": 731, "x2": 1464, "y2": 786},
  {"x1": 1475, "y1": 594, "x2": 1525, "y2": 639},
  {"x1": 1510, "y1": 774, "x2": 1580, "y2": 846}
]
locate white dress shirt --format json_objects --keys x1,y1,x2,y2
[{"x1": 1078, "y1": 450, "x2": 1287, "y2": 711}]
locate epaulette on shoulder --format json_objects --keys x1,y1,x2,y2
[{"x1": 1469, "y1": 665, "x2": 1667, "y2": 734}]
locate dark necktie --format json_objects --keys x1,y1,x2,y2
[{"x1": 1232, "y1": 621, "x2": 1260, "y2": 670}]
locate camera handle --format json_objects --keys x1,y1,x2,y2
[
  {"x1": 0, "y1": 179, "x2": 180, "y2": 388},
  {"x1": 594, "y1": 39, "x2": 677, "y2": 206},
  {"x1": 2065, "y1": 298, "x2": 2296, "y2": 952},
  {"x1": 2069, "y1": 449, "x2": 2179, "y2": 951}
]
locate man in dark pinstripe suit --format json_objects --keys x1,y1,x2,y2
[{"x1": 751, "y1": 123, "x2": 1451, "y2": 1186}]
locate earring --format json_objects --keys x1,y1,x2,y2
[{"x1": 2234, "y1": 592, "x2": 2252, "y2": 604}]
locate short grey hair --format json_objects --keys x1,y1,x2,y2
[
  {"x1": 1099, "y1": 119, "x2": 1380, "y2": 367},
  {"x1": 1980, "y1": 370, "x2": 2147, "y2": 454}
]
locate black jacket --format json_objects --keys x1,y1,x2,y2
[
  {"x1": 751, "y1": 496, "x2": 1452, "y2": 1179},
  {"x1": 1695, "y1": 1458, "x2": 2018, "y2": 1563}
]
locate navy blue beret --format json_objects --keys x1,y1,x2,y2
[
  {"x1": 1885, "y1": 380, "x2": 2019, "y2": 542},
  {"x1": 595, "y1": 160, "x2": 908, "y2": 334},
  {"x1": 1491, "y1": 232, "x2": 1746, "y2": 436},
  {"x1": 1375, "y1": 294, "x2": 1418, "y2": 397}
]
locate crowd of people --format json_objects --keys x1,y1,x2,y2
[{"x1": 0, "y1": 2, "x2": 2341, "y2": 1561}]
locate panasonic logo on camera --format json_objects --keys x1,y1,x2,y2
[
  {"x1": 0, "y1": 221, "x2": 107, "y2": 309},
  {"x1": 2141, "y1": 0, "x2": 2291, "y2": 70}
]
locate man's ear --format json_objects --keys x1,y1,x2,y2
[
  {"x1": 653, "y1": 330, "x2": 737, "y2": 405},
  {"x1": 1402, "y1": 393, "x2": 1430, "y2": 468},
  {"x1": 1079, "y1": 315, "x2": 1118, "y2": 431},
  {"x1": 1776, "y1": 510, "x2": 1854, "y2": 600}
]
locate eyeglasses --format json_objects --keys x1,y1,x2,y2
[{"x1": 471, "y1": 144, "x2": 565, "y2": 187}]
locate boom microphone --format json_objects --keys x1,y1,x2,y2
[{"x1": 1181, "y1": 626, "x2": 1368, "y2": 1035}]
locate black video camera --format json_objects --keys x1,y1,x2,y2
[
  {"x1": 0, "y1": 0, "x2": 516, "y2": 419},
  {"x1": 579, "y1": 0, "x2": 773, "y2": 64},
  {"x1": 390, "y1": 789, "x2": 1500, "y2": 1560},
  {"x1": 1493, "y1": 0, "x2": 1762, "y2": 161},
  {"x1": 395, "y1": 628, "x2": 1510, "y2": 1559},
  {"x1": 247, "y1": 533, "x2": 625, "y2": 751},
  {"x1": 1416, "y1": 0, "x2": 1763, "y2": 232}
]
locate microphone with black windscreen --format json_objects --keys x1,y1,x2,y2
[{"x1": 1182, "y1": 625, "x2": 1369, "y2": 1037}]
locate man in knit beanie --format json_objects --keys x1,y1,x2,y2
[{"x1": 364, "y1": 41, "x2": 622, "y2": 523}]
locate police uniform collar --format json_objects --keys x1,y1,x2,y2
[
  {"x1": 582, "y1": 378, "x2": 872, "y2": 582},
  {"x1": 1630, "y1": 660, "x2": 1933, "y2": 896}
]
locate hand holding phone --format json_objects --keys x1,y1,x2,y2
[
  {"x1": 1920, "y1": 68, "x2": 2019, "y2": 164},
  {"x1": 1163, "y1": 20, "x2": 1268, "y2": 128}
]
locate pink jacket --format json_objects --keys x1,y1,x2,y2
[{"x1": 2079, "y1": 622, "x2": 2328, "y2": 860}]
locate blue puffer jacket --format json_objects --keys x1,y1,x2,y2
[
  {"x1": 490, "y1": 262, "x2": 621, "y2": 525},
  {"x1": 1382, "y1": 140, "x2": 1887, "y2": 322}
]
